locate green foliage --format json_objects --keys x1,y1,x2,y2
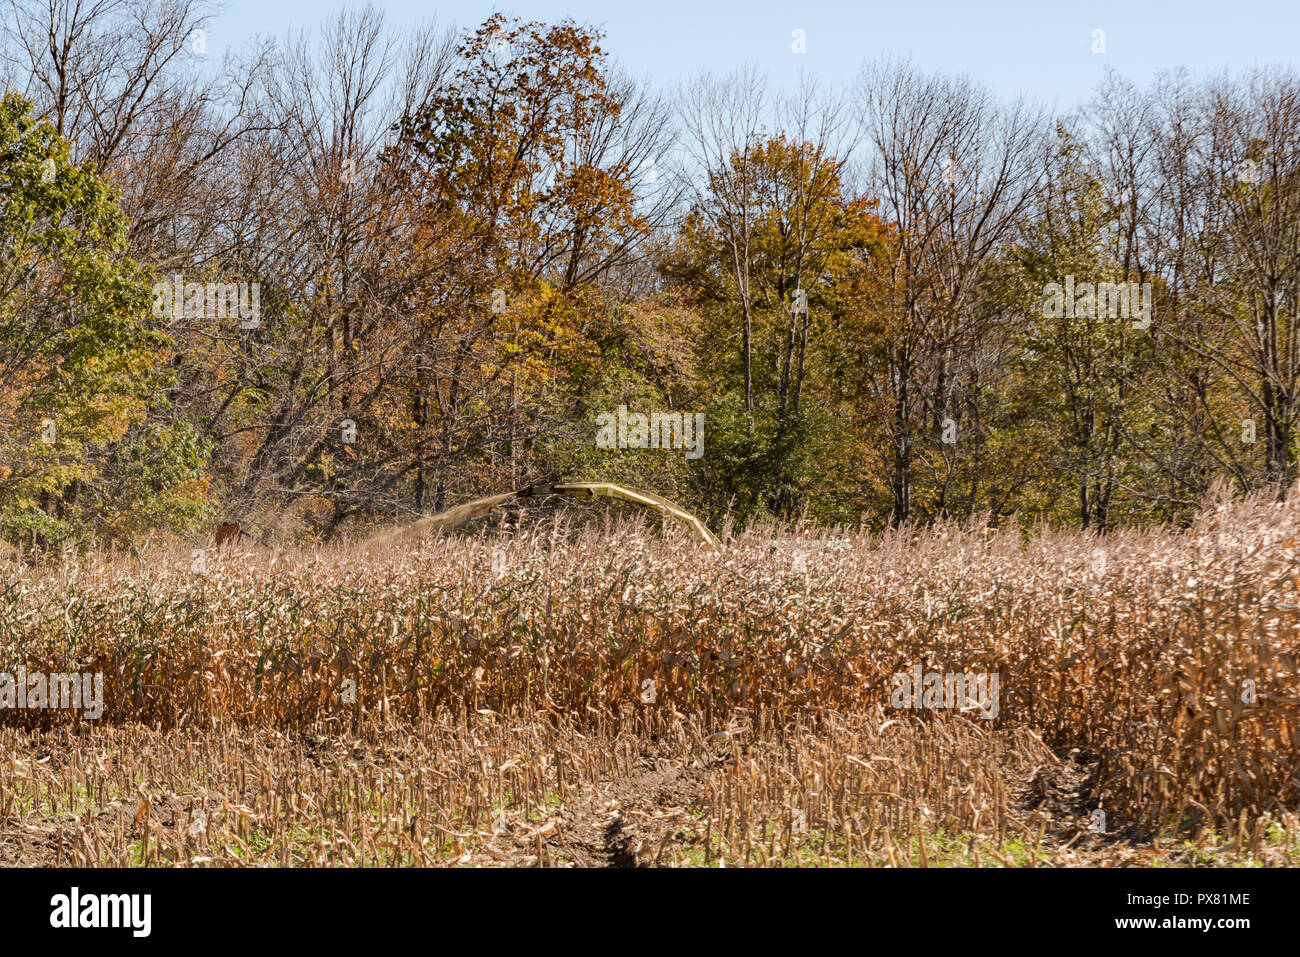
[{"x1": 0, "y1": 93, "x2": 208, "y2": 550}]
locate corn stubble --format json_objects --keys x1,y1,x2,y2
[{"x1": 1, "y1": 496, "x2": 1298, "y2": 867}]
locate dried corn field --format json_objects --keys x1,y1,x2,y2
[{"x1": 1, "y1": 496, "x2": 1299, "y2": 867}]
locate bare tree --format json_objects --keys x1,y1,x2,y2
[
  {"x1": 167, "y1": 6, "x2": 458, "y2": 537},
  {"x1": 774, "y1": 76, "x2": 857, "y2": 416},
  {"x1": 855, "y1": 58, "x2": 1043, "y2": 523},
  {"x1": 679, "y1": 66, "x2": 767, "y2": 417},
  {"x1": 1, "y1": 0, "x2": 275, "y2": 263}
]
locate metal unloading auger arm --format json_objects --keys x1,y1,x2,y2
[
  {"x1": 369, "y1": 481, "x2": 720, "y2": 550},
  {"x1": 549, "y1": 482, "x2": 720, "y2": 549}
]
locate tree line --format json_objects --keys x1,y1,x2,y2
[{"x1": 1, "y1": 1, "x2": 1297, "y2": 549}]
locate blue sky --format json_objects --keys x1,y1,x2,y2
[{"x1": 207, "y1": 0, "x2": 1298, "y2": 110}]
